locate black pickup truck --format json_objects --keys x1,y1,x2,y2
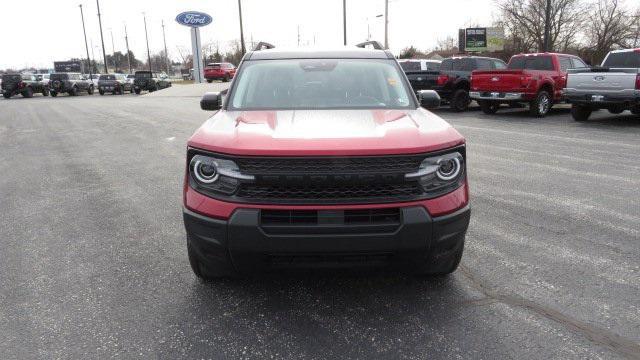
[
  {"x1": 133, "y1": 71, "x2": 171, "y2": 94},
  {"x1": 403, "y1": 56, "x2": 507, "y2": 112},
  {"x1": 49, "y1": 73, "x2": 94, "y2": 97},
  {"x1": 1, "y1": 74, "x2": 49, "y2": 99}
]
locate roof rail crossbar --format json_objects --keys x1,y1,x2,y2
[
  {"x1": 355, "y1": 40, "x2": 384, "y2": 50},
  {"x1": 252, "y1": 42, "x2": 275, "y2": 51}
]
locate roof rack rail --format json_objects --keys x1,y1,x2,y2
[
  {"x1": 252, "y1": 42, "x2": 275, "y2": 51},
  {"x1": 355, "y1": 40, "x2": 385, "y2": 50}
]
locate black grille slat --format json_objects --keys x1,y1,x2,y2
[{"x1": 235, "y1": 156, "x2": 424, "y2": 175}]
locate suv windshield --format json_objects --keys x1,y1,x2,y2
[
  {"x1": 50, "y1": 73, "x2": 69, "y2": 80},
  {"x1": 229, "y1": 59, "x2": 413, "y2": 110},
  {"x1": 99, "y1": 75, "x2": 116, "y2": 80},
  {"x1": 602, "y1": 51, "x2": 640, "y2": 68},
  {"x1": 135, "y1": 72, "x2": 152, "y2": 78}
]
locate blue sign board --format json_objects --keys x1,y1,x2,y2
[{"x1": 175, "y1": 11, "x2": 213, "y2": 28}]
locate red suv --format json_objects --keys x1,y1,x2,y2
[
  {"x1": 183, "y1": 43, "x2": 470, "y2": 279},
  {"x1": 470, "y1": 53, "x2": 588, "y2": 117},
  {"x1": 204, "y1": 62, "x2": 236, "y2": 82}
]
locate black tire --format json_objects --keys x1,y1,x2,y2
[
  {"x1": 631, "y1": 107, "x2": 640, "y2": 115},
  {"x1": 22, "y1": 87, "x2": 34, "y2": 98},
  {"x1": 187, "y1": 237, "x2": 236, "y2": 280},
  {"x1": 206, "y1": 79, "x2": 213, "y2": 83},
  {"x1": 99, "y1": 89, "x2": 105, "y2": 95},
  {"x1": 608, "y1": 106, "x2": 625, "y2": 115},
  {"x1": 450, "y1": 89, "x2": 471, "y2": 112},
  {"x1": 223, "y1": 75, "x2": 230, "y2": 82},
  {"x1": 87, "y1": 85, "x2": 94, "y2": 95},
  {"x1": 42, "y1": 88, "x2": 50, "y2": 96},
  {"x1": 3, "y1": 93, "x2": 11, "y2": 99},
  {"x1": 134, "y1": 88, "x2": 141, "y2": 95},
  {"x1": 571, "y1": 104, "x2": 592, "y2": 122},
  {"x1": 415, "y1": 234, "x2": 465, "y2": 276},
  {"x1": 69, "y1": 86, "x2": 78, "y2": 96},
  {"x1": 529, "y1": 90, "x2": 552, "y2": 117},
  {"x1": 50, "y1": 91, "x2": 58, "y2": 97},
  {"x1": 479, "y1": 100, "x2": 499, "y2": 114}
]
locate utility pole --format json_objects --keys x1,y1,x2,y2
[
  {"x1": 124, "y1": 24, "x2": 132, "y2": 74},
  {"x1": 79, "y1": 4, "x2": 92, "y2": 80},
  {"x1": 162, "y1": 20, "x2": 170, "y2": 74},
  {"x1": 96, "y1": 0, "x2": 108, "y2": 73},
  {"x1": 384, "y1": 0, "x2": 389, "y2": 49},
  {"x1": 343, "y1": 0, "x2": 347, "y2": 45},
  {"x1": 543, "y1": 0, "x2": 551, "y2": 52},
  {"x1": 143, "y1": 13, "x2": 152, "y2": 72},
  {"x1": 109, "y1": 28, "x2": 116, "y2": 71},
  {"x1": 297, "y1": 25, "x2": 300, "y2": 47},
  {"x1": 238, "y1": 0, "x2": 246, "y2": 55}
]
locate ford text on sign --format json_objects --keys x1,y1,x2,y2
[{"x1": 175, "y1": 11, "x2": 213, "y2": 27}]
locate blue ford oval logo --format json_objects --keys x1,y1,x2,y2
[{"x1": 175, "y1": 11, "x2": 213, "y2": 27}]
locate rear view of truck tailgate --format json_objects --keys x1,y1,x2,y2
[
  {"x1": 471, "y1": 70, "x2": 525, "y2": 92},
  {"x1": 565, "y1": 68, "x2": 639, "y2": 95}
]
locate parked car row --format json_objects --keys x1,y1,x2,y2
[
  {"x1": 401, "y1": 49, "x2": 640, "y2": 120},
  {"x1": 0, "y1": 71, "x2": 172, "y2": 99}
]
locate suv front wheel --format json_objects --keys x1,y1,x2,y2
[{"x1": 187, "y1": 236, "x2": 237, "y2": 280}]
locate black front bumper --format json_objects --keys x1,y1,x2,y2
[{"x1": 184, "y1": 206, "x2": 470, "y2": 274}]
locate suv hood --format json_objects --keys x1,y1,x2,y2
[{"x1": 188, "y1": 109, "x2": 465, "y2": 156}]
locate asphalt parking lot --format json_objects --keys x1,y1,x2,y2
[{"x1": 1, "y1": 90, "x2": 639, "y2": 359}]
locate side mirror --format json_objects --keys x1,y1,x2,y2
[
  {"x1": 200, "y1": 92, "x2": 222, "y2": 111},
  {"x1": 417, "y1": 90, "x2": 440, "y2": 110}
]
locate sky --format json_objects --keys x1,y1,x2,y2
[{"x1": 0, "y1": 0, "x2": 495, "y2": 69}]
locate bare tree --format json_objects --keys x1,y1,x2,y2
[
  {"x1": 496, "y1": 0, "x2": 585, "y2": 52},
  {"x1": 584, "y1": 0, "x2": 634, "y2": 63},
  {"x1": 626, "y1": 7, "x2": 640, "y2": 47}
]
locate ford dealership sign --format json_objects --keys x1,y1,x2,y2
[{"x1": 175, "y1": 11, "x2": 212, "y2": 27}]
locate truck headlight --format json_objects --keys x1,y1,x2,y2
[
  {"x1": 406, "y1": 151, "x2": 465, "y2": 196},
  {"x1": 189, "y1": 154, "x2": 254, "y2": 196}
]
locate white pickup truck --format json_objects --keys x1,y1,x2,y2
[{"x1": 564, "y1": 49, "x2": 640, "y2": 121}]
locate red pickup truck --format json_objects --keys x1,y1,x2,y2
[{"x1": 470, "y1": 53, "x2": 589, "y2": 117}]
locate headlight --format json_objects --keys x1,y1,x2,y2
[
  {"x1": 405, "y1": 151, "x2": 465, "y2": 196},
  {"x1": 188, "y1": 154, "x2": 254, "y2": 196}
]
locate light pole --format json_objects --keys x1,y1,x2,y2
[
  {"x1": 238, "y1": 0, "x2": 246, "y2": 55},
  {"x1": 143, "y1": 13, "x2": 152, "y2": 72},
  {"x1": 124, "y1": 23, "x2": 132, "y2": 74},
  {"x1": 384, "y1": 0, "x2": 389, "y2": 49},
  {"x1": 109, "y1": 28, "x2": 116, "y2": 71},
  {"x1": 343, "y1": 0, "x2": 347, "y2": 45},
  {"x1": 162, "y1": 20, "x2": 169, "y2": 74},
  {"x1": 79, "y1": 4, "x2": 92, "y2": 80},
  {"x1": 96, "y1": 0, "x2": 108, "y2": 73}
]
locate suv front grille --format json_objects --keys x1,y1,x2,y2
[{"x1": 231, "y1": 154, "x2": 426, "y2": 204}]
